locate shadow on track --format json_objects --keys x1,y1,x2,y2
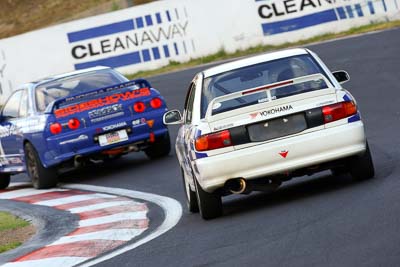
[
  {"x1": 223, "y1": 173, "x2": 358, "y2": 217},
  {"x1": 222, "y1": 143, "x2": 396, "y2": 218},
  {"x1": 57, "y1": 152, "x2": 172, "y2": 184}
]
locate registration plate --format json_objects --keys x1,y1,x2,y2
[
  {"x1": 247, "y1": 113, "x2": 307, "y2": 142},
  {"x1": 98, "y1": 129, "x2": 128, "y2": 147}
]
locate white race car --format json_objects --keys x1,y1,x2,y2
[{"x1": 164, "y1": 48, "x2": 374, "y2": 220}]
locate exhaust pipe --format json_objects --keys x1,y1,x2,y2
[
  {"x1": 226, "y1": 178, "x2": 247, "y2": 194},
  {"x1": 74, "y1": 155, "x2": 85, "y2": 168},
  {"x1": 225, "y1": 177, "x2": 282, "y2": 195},
  {"x1": 128, "y1": 145, "x2": 139, "y2": 152}
]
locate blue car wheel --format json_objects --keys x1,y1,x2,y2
[
  {"x1": 25, "y1": 143, "x2": 58, "y2": 189},
  {"x1": 144, "y1": 132, "x2": 171, "y2": 159},
  {"x1": 0, "y1": 173, "x2": 10, "y2": 189}
]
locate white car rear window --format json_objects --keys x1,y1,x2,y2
[{"x1": 201, "y1": 54, "x2": 329, "y2": 117}]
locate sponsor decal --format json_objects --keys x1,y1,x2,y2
[
  {"x1": 63, "y1": 80, "x2": 141, "y2": 103},
  {"x1": 102, "y1": 122, "x2": 127, "y2": 131},
  {"x1": 0, "y1": 156, "x2": 9, "y2": 166},
  {"x1": 0, "y1": 157, "x2": 22, "y2": 166},
  {"x1": 9, "y1": 157, "x2": 23, "y2": 164},
  {"x1": 0, "y1": 125, "x2": 17, "y2": 138},
  {"x1": 0, "y1": 119, "x2": 46, "y2": 140},
  {"x1": 250, "y1": 113, "x2": 259, "y2": 119},
  {"x1": 89, "y1": 104, "x2": 123, "y2": 119},
  {"x1": 279, "y1": 150, "x2": 289, "y2": 158},
  {"x1": 258, "y1": 97, "x2": 269, "y2": 104},
  {"x1": 55, "y1": 88, "x2": 150, "y2": 118},
  {"x1": 213, "y1": 123, "x2": 234, "y2": 131},
  {"x1": 91, "y1": 112, "x2": 125, "y2": 123},
  {"x1": 250, "y1": 105, "x2": 293, "y2": 119},
  {"x1": 132, "y1": 118, "x2": 147, "y2": 126},
  {"x1": 59, "y1": 135, "x2": 89, "y2": 145},
  {"x1": 316, "y1": 100, "x2": 334, "y2": 107}
]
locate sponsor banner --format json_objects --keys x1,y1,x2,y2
[
  {"x1": 253, "y1": 0, "x2": 400, "y2": 46},
  {"x1": 0, "y1": 0, "x2": 398, "y2": 103},
  {"x1": 68, "y1": 7, "x2": 191, "y2": 70},
  {"x1": 256, "y1": 0, "x2": 395, "y2": 36}
]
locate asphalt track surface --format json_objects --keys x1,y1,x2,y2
[{"x1": 11, "y1": 28, "x2": 400, "y2": 266}]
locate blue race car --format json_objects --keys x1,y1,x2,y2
[{"x1": 0, "y1": 66, "x2": 170, "y2": 189}]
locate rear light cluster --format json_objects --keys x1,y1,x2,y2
[
  {"x1": 134, "y1": 102, "x2": 146, "y2": 113},
  {"x1": 68, "y1": 118, "x2": 80, "y2": 130},
  {"x1": 195, "y1": 130, "x2": 232, "y2": 151},
  {"x1": 150, "y1": 97, "x2": 162, "y2": 109},
  {"x1": 49, "y1": 123, "x2": 62, "y2": 135},
  {"x1": 322, "y1": 101, "x2": 357, "y2": 123},
  {"x1": 194, "y1": 101, "x2": 357, "y2": 152},
  {"x1": 49, "y1": 118, "x2": 81, "y2": 135},
  {"x1": 133, "y1": 97, "x2": 163, "y2": 113}
]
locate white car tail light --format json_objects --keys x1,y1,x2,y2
[
  {"x1": 195, "y1": 130, "x2": 232, "y2": 151},
  {"x1": 322, "y1": 101, "x2": 357, "y2": 123}
]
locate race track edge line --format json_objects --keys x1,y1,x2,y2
[{"x1": 59, "y1": 183, "x2": 182, "y2": 267}]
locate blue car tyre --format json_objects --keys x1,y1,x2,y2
[
  {"x1": 0, "y1": 173, "x2": 10, "y2": 189},
  {"x1": 25, "y1": 143, "x2": 58, "y2": 189},
  {"x1": 144, "y1": 132, "x2": 171, "y2": 159}
]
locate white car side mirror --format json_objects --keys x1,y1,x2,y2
[
  {"x1": 332, "y1": 70, "x2": 350, "y2": 84},
  {"x1": 163, "y1": 109, "x2": 183, "y2": 125}
]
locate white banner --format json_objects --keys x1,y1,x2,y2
[{"x1": 0, "y1": 0, "x2": 399, "y2": 103}]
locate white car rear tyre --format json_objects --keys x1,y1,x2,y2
[
  {"x1": 194, "y1": 177, "x2": 222, "y2": 220},
  {"x1": 349, "y1": 142, "x2": 375, "y2": 180}
]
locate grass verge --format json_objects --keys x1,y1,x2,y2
[
  {"x1": 127, "y1": 20, "x2": 400, "y2": 79},
  {"x1": 0, "y1": 211, "x2": 30, "y2": 253},
  {"x1": 0, "y1": 242, "x2": 22, "y2": 254},
  {"x1": 0, "y1": 212, "x2": 29, "y2": 231},
  {"x1": 0, "y1": 0, "x2": 157, "y2": 39}
]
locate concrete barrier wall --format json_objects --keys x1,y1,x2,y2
[{"x1": 0, "y1": 0, "x2": 399, "y2": 103}]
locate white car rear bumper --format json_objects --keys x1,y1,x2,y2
[{"x1": 194, "y1": 121, "x2": 366, "y2": 192}]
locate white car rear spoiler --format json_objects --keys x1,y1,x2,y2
[{"x1": 205, "y1": 73, "x2": 334, "y2": 121}]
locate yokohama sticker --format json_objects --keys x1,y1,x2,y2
[{"x1": 250, "y1": 105, "x2": 293, "y2": 119}]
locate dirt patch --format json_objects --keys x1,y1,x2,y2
[
  {"x1": 0, "y1": 0, "x2": 156, "y2": 39},
  {"x1": 0, "y1": 224, "x2": 36, "y2": 251}
]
